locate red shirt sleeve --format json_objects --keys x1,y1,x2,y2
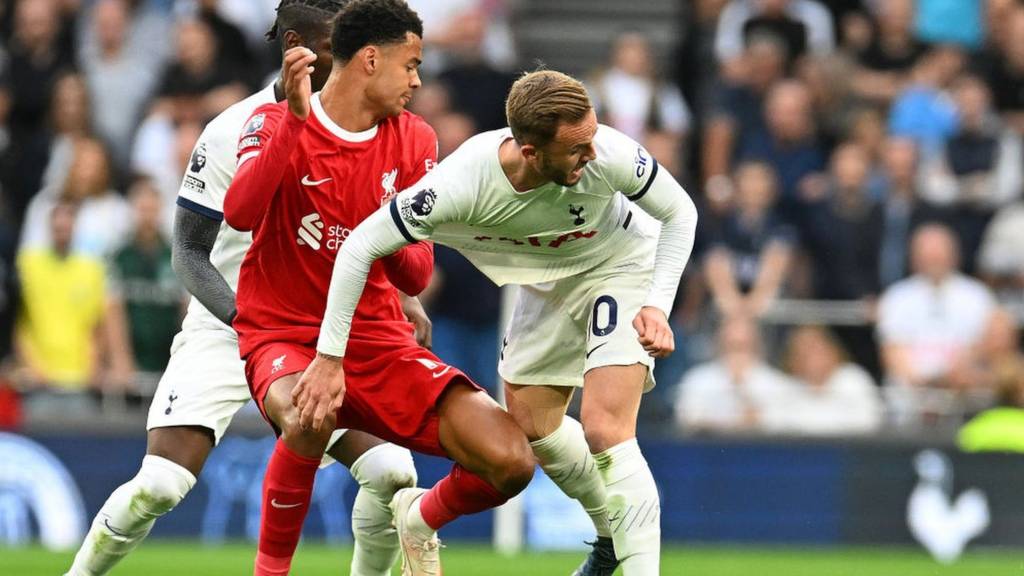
[
  {"x1": 380, "y1": 117, "x2": 439, "y2": 295},
  {"x1": 223, "y1": 103, "x2": 300, "y2": 231}
]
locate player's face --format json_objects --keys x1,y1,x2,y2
[
  {"x1": 369, "y1": 32, "x2": 423, "y2": 117},
  {"x1": 534, "y1": 110, "x2": 598, "y2": 187}
]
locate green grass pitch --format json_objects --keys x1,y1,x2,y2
[{"x1": 4, "y1": 543, "x2": 1024, "y2": 575}]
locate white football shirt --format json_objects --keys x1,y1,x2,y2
[
  {"x1": 318, "y1": 124, "x2": 698, "y2": 356},
  {"x1": 176, "y1": 83, "x2": 276, "y2": 333}
]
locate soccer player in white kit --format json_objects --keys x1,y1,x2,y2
[
  {"x1": 295, "y1": 70, "x2": 698, "y2": 575},
  {"x1": 65, "y1": 3, "x2": 423, "y2": 575}
]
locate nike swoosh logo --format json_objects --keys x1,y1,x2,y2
[
  {"x1": 301, "y1": 175, "x2": 333, "y2": 186},
  {"x1": 270, "y1": 499, "x2": 303, "y2": 509},
  {"x1": 432, "y1": 366, "x2": 452, "y2": 379},
  {"x1": 586, "y1": 342, "x2": 608, "y2": 359},
  {"x1": 104, "y1": 518, "x2": 129, "y2": 538}
]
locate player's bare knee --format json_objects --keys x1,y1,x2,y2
[
  {"x1": 581, "y1": 414, "x2": 632, "y2": 454},
  {"x1": 488, "y1": 438, "x2": 535, "y2": 496}
]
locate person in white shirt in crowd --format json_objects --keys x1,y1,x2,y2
[
  {"x1": 715, "y1": 0, "x2": 834, "y2": 80},
  {"x1": 877, "y1": 223, "x2": 996, "y2": 424},
  {"x1": 978, "y1": 200, "x2": 1024, "y2": 305},
  {"x1": 588, "y1": 32, "x2": 691, "y2": 146},
  {"x1": 675, "y1": 314, "x2": 798, "y2": 434},
  {"x1": 782, "y1": 325, "x2": 882, "y2": 436}
]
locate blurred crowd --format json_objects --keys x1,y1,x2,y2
[{"x1": 1, "y1": 0, "x2": 1024, "y2": 442}]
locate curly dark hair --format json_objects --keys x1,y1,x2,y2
[
  {"x1": 331, "y1": 0, "x2": 423, "y2": 62},
  {"x1": 266, "y1": 0, "x2": 348, "y2": 42}
]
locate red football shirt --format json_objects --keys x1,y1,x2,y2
[{"x1": 226, "y1": 94, "x2": 437, "y2": 358}]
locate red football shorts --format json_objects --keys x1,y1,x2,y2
[{"x1": 244, "y1": 338, "x2": 482, "y2": 457}]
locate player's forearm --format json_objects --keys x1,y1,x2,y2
[
  {"x1": 381, "y1": 241, "x2": 434, "y2": 296},
  {"x1": 636, "y1": 171, "x2": 698, "y2": 315},
  {"x1": 224, "y1": 112, "x2": 304, "y2": 231},
  {"x1": 318, "y1": 207, "x2": 412, "y2": 356},
  {"x1": 172, "y1": 206, "x2": 237, "y2": 326}
]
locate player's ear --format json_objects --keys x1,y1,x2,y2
[
  {"x1": 282, "y1": 29, "x2": 303, "y2": 51},
  {"x1": 362, "y1": 45, "x2": 379, "y2": 75},
  {"x1": 520, "y1": 143, "x2": 538, "y2": 162}
]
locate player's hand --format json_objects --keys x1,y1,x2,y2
[
  {"x1": 283, "y1": 46, "x2": 316, "y2": 121},
  {"x1": 400, "y1": 294, "x2": 433, "y2": 349},
  {"x1": 633, "y1": 306, "x2": 675, "y2": 358},
  {"x1": 293, "y1": 352, "x2": 346, "y2": 431}
]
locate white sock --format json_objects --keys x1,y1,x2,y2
[
  {"x1": 531, "y1": 416, "x2": 611, "y2": 538},
  {"x1": 594, "y1": 439, "x2": 660, "y2": 575},
  {"x1": 65, "y1": 455, "x2": 196, "y2": 576},
  {"x1": 348, "y1": 444, "x2": 417, "y2": 576}
]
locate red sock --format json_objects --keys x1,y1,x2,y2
[
  {"x1": 419, "y1": 464, "x2": 510, "y2": 530},
  {"x1": 254, "y1": 440, "x2": 320, "y2": 576}
]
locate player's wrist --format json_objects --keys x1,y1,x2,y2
[{"x1": 315, "y1": 351, "x2": 343, "y2": 363}]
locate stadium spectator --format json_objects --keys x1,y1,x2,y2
[
  {"x1": 849, "y1": 0, "x2": 924, "y2": 102},
  {"x1": 21, "y1": 138, "x2": 132, "y2": 258},
  {"x1": 977, "y1": 200, "x2": 1024, "y2": 304},
  {"x1": 981, "y1": 4, "x2": 1024, "y2": 133},
  {"x1": 588, "y1": 32, "x2": 691, "y2": 146},
  {"x1": 846, "y1": 107, "x2": 890, "y2": 199},
  {"x1": 737, "y1": 79, "x2": 827, "y2": 223},
  {"x1": 914, "y1": 0, "x2": 983, "y2": 50},
  {"x1": 876, "y1": 137, "x2": 951, "y2": 288},
  {"x1": 703, "y1": 33, "x2": 787, "y2": 193},
  {"x1": 152, "y1": 18, "x2": 247, "y2": 126},
  {"x1": 131, "y1": 118, "x2": 202, "y2": 233},
  {"x1": 78, "y1": 0, "x2": 164, "y2": 173},
  {"x1": 887, "y1": 46, "x2": 964, "y2": 158},
  {"x1": 703, "y1": 161, "x2": 795, "y2": 319},
  {"x1": 947, "y1": 308, "x2": 1024, "y2": 397},
  {"x1": 77, "y1": 0, "x2": 172, "y2": 72},
  {"x1": 674, "y1": 314, "x2": 798, "y2": 433},
  {"x1": 781, "y1": 325, "x2": 883, "y2": 435},
  {"x1": 957, "y1": 356, "x2": 1024, "y2": 453},
  {"x1": 877, "y1": 224, "x2": 996, "y2": 424},
  {"x1": 186, "y1": 0, "x2": 258, "y2": 87},
  {"x1": 104, "y1": 178, "x2": 185, "y2": 392},
  {"x1": 0, "y1": 0, "x2": 76, "y2": 222},
  {"x1": 796, "y1": 52, "x2": 858, "y2": 148},
  {"x1": 433, "y1": 7, "x2": 516, "y2": 131},
  {"x1": 714, "y1": 0, "x2": 835, "y2": 79},
  {"x1": 14, "y1": 199, "x2": 106, "y2": 404},
  {"x1": 408, "y1": 0, "x2": 516, "y2": 74},
  {"x1": 39, "y1": 72, "x2": 92, "y2": 192}
]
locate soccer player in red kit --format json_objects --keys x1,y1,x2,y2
[{"x1": 224, "y1": 2, "x2": 534, "y2": 574}]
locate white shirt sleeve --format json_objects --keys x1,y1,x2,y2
[
  {"x1": 176, "y1": 120, "x2": 235, "y2": 220},
  {"x1": 598, "y1": 126, "x2": 698, "y2": 315},
  {"x1": 316, "y1": 171, "x2": 466, "y2": 356}
]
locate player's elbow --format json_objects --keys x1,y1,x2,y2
[{"x1": 223, "y1": 195, "x2": 251, "y2": 231}]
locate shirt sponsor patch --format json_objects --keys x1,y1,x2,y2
[
  {"x1": 238, "y1": 136, "x2": 261, "y2": 151},
  {"x1": 400, "y1": 188, "x2": 436, "y2": 227},
  {"x1": 189, "y1": 143, "x2": 207, "y2": 173},
  {"x1": 183, "y1": 174, "x2": 206, "y2": 194},
  {"x1": 244, "y1": 113, "x2": 265, "y2": 135}
]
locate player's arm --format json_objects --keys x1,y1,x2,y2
[
  {"x1": 380, "y1": 120, "x2": 440, "y2": 296},
  {"x1": 224, "y1": 47, "x2": 316, "y2": 231},
  {"x1": 171, "y1": 208, "x2": 237, "y2": 325}
]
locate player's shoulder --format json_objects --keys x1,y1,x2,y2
[
  {"x1": 204, "y1": 84, "x2": 279, "y2": 142},
  {"x1": 593, "y1": 123, "x2": 643, "y2": 159},
  {"x1": 389, "y1": 110, "x2": 438, "y2": 144}
]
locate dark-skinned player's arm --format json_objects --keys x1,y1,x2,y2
[
  {"x1": 172, "y1": 208, "x2": 237, "y2": 325},
  {"x1": 224, "y1": 47, "x2": 317, "y2": 231}
]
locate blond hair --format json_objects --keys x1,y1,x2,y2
[{"x1": 505, "y1": 70, "x2": 592, "y2": 146}]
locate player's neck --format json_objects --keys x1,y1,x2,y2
[
  {"x1": 318, "y1": 75, "x2": 382, "y2": 134},
  {"x1": 499, "y1": 139, "x2": 549, "y2": 192}
]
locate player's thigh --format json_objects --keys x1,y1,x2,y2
[
  {"x1": 146, "y1": 329, "x2": 251, "y2": 474},
  {"x1": 582, "y1": 272, "x2": 657, "y2": 392},
  {"x1": 580, "y1": 363, "x2": 648, "y2": 453},
  {"x1": 499, "y1": 283, "x2": 587, "y2": 389},
  {"x1": 503, "y1": 381, "x2": 574, "y2": 441}
]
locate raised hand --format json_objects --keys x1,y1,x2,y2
[{"x1": 283, "y1": 46, "x2": 317, "y2": 121}]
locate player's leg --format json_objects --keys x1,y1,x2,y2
[
  {"x1": 326, "y1": 431, "x2": 417, "y2": 576},
  {"x1": 65, "y1": 427, "x2": 209, "y2": 576},
  {"x1": 392, "y1": 383, "x2": 534, "y2": 573},
  {"x1": 67, "y1": 330, "x2": 247, "y2": 576},
  {"x1": 256, "y1": 371, "x2": 337, "y2": 576},
  {"x1": 581, "y1": 363, "x2": 659, "y2": 575},
  {"x1": 504, "y1": 382, "x2": 613, "y2": 542}
]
